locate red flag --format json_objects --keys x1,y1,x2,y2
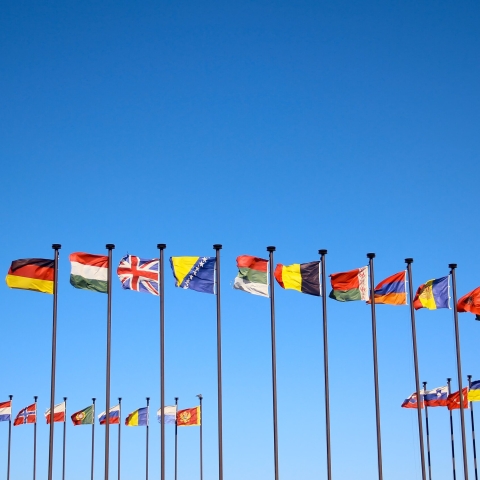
[
  {"x1": 14, "y1": 403, "x2": 36, "y2": 426},
  {"x1": 176, "y1": 406, "x2": 201, "y2": 426},
  {"x1": 45, "y1": 402, "x2": 66, "y2": 424},
  {"x1": 401, "y1": 392, "x2": 423, "y2": 409},
  {"x1": 457, "y1": 287, "x2": 480, "y2": 316},
  {"x1": 447, "y1": 388, "x2": 469, "y2": 411}
]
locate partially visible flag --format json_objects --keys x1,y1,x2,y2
[
  {"x1": 458, "y1": 287, "x2": 480, "y2": 320},
  {"x1": 401, "y1": 392, "x2": 423, "y2": 409},
  {"x1": 468, "y1": 381, "x2": 480, "y2": 402},
  {"x1": 157, "y1": 406, "x2": 177, "y2": 424},
  {"x1": 71, "y1": 405, "x2": 94, "y2": 425},
  {"x1": 369, "y1": 271, "x2": 407, "y2": 305},
  {"x1": 170, "y1": 256, "x2": 216, "y2": 294},
  {"x1": 14, "y1": 403, "x2": 36, "y2": 426},
  {"x1": 329, "y1": 266, "x2": 369, "y2": 302},
  {"x1": 424, "y1": 386, "x2": 448, "y2": 407},
  {"x1": 233, "y1": 255, "x2": 269, "y2": 297},
  {"x1": 45, "y1": 402, "x2": 66, "y2": 424},
  {"x1": 414, "y1": 276, "x2": 449, "y2": 310},
  {"x1": 5, "y1": 258, "x2": 55, "y2": 294},
  {"x1": 117, "y1": 255, "x2": 159, "y2": 295},
  {"x1": 176, "y1": 406, "x2": 201, "y2": 427},
  {"x1": 98, "y1": 405, "x2": 120, "y2": 425},
  {"x1": 274, "y1": 261, "x2": 320, "y2": 296},
  {"x1": 125, "y1": 407, "x2": 148, "y2": 426},
  {"x1": 447, "y1": 388, "x2": 469, "y2": 411},
  {"x1": 0, "y1": 401, "x2": 12, "y2": 422},
  {"x1": 70, "y1": 252, "x2": 108, "y2": 293}
]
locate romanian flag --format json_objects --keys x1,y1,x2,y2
[
  {"x1": 177, "y1": 406, "x2": 201, "y2": 427},
  {"x1": 274, "y1": 261, "x2": 320, "y2": 296},
  {"x1": 370, "y1": 271, "x2": 407, "y2": 305},
  {"x1": 468, "y1": 381, "x2": 480, "y2": 402},
  {"x1": 401, "y1": 392, "x2": 423, "y2": 409},
  {"x1": 329, "y1": 266, "x2": 369, "y2": 302},
  {"x1": 413, "y1": 276, "x2": 449, "y2": 310},
  {"x1": 170, "y1": 256, "x2": 216, "y2": 294},
  {"x1": 458, "y1": 287, "x2": 480, "y2": 319},
  {"x1": 447, "y1": 388, "x2": 468, "y2": 411},
  {"x1": 125, "y1": 407, "x2": 148, "y2": 426},
  {"x1": 5, "y1": 258, "x2": 55, "y2": 294}
]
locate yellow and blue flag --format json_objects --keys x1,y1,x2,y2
[
  {"x1": 170, "y1": 256, "x2": 216, "y2": 294},
  {"x1": 125, "y1": 407, "x2": 148, "y2": 426},
  {"x1": 413, "y1": 276, "x2": 449, "y2": 310}
]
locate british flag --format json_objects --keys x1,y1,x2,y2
[{"x1": 117, "y1": 255, "x2": 159, "y2": 295}]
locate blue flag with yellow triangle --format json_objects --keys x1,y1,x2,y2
[{"x1": 169, "y1": 256, "x2": 216, "y2": 294}]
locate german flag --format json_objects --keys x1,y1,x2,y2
[
  {"x1": 274, "y1": 261, "x2": 320, "y2": 296},
  {"x1": 5, "y1": 258, "x2": 55, "y2": 294}
]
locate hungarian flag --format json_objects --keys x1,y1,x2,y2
[
  {"x1": 70, "y1": 252, "x2": 108, "y2": 293},
  {"x1": 14, "y1": 403, "x2": 36, "y2": 426},
  {"x1": 329, "y1": 266, "x2": 369, "y2": 302},
  {"x1": 233, "y1": 255, "x2": 269, "y2": 297},
  {"x1": 177, "y1": 406, "x2": 201, "y2": 427},
  {"x1": 45, "y1": 402, "x2": 66, "y2": 423},
  {"x1": 71, "y1": 405, "x2": 94, "y2": 425},
  {"x1": 458, "y1": 287, "x2": 480, "y2": 320},
  {"x1": 5, "y1": 258, "x2": 55, "y2": 294},
  {"x1": 447, "y1": 388, "x2": 469, "y2": 411}
]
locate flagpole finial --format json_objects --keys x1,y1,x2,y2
[
  {"x1": 367, "y1": 253, "x2": 375, "y2": 259},
  {"x1": 196, "y1": 394, "x2": 203, "y2": 400},
  {"x1": 318, "y1": 249, "x2": 327, "y2": 255},
  {"x1": 106, "y1": 244, "x2": 115, "y2": 250},
  {"x1": 423, "y1": 381, "x2": 427, "y2": 388},
  {"x1": 92, "y1": 398, "x2": 96, "y2": 402},
  {"x1": 213, "y1": 244, "x2": 222, "y2": 250},
  {"x1": 157, "y1": 244, "x2": 167, "y2": 250},
  {"x1": 34, "y1": 396, "x2": 38, "y2": 402},
  {"x1": 9, "y1": 395, "x2": 12, "y2": 400},
  {"x1": 175, "y1": 397, "x2": 178, "y2": 402},
  {"x1": 449, "y1": 263, "x2": 457, "y2": 270},
  {"x1": 118, "y1": 397, "x2": 122, "y2": 402},
  {"x1": 267, "y1": 246, "x2": 276, "y2": 252},
  {"x1": 52, "y1": 244, "x2": 61, "y2": 250},
  {"x1": 447, "y1": 377, "x2": 452, "y2": 382},
  {"x1": 64, "y1": 397, "x2": 67, "y2": 402},
  {"x1": 405, "y1": 258, "x2": 413, "y2": 264}
]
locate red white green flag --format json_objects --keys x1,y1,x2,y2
[
  {"x1": 329, "y1": 266, "x2": 369, "y2": 302},
  {"x1": 233, "y1": 255, "x2": 269, "y2": 297}
]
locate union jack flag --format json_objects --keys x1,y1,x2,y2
[
  {"x1": 14, "y1": 403, "x2": 36, "y2": 426},
  {"x1": 117, "y1": 255, "x2": 159, "y2": 295}
]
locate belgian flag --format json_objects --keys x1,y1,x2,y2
[
  {"x1": 274, "y1": 261, "x2": 320, "y2": 296},
  {"x1": 5, "y1": 258, "x2": 55, "y2": 294}
]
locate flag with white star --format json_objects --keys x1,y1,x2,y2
[{"x1": 169, "y1": 256, "x2": 216, "y2": 294}]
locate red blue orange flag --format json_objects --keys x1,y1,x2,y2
[{"x1": 370, "y1": 271, "x2": 407, "y2": 305}]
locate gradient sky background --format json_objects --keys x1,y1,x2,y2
[{"x1": 1, "y1": 0, "x2": 479, "y2": 479}]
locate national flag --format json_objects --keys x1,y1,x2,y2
[
  {"x1": 233, "y1": 255, "x2": 269, "y2": 297},
  {"x1": 71, "y1": 405, "x2": 94, "y2": 425},
  {"x1": 170, "y1": 257, "x2": 216, "y2": 294},
  {"x1": 447, "y1": 388, "x2": 469, "y2": 410},
  {"x1": 329, "y1": 266, "x2": 369, "y2": 302},
  {"x1": 458, "y1": 287, "x2": 480, "y2": 318},
  {"x1": 117, "y1": 255, "x2": 159, "y2": 295},
  {"x1": 401, "y1": 392, "x2": 423, "y2": 409},
  {"x1": 424, "y1": 386, "x2": 448, "y2": 407},
  {"x1": 369, "y1": 271, "x2": 407, "y2": 305},
  {"x1": 468, "y1": 381, "x2": 480, "y2": 402},
  {"x1": 70, "y1": 252, "x2": 108, "y2": 293},
  {"x1": 0, "y1": 401, "x2": 12, "y2": 422},
  {"x1": 413, "y1": 276, "x2": 449, "y2": 310},
  {"x1": 45, "y1": 402, "x2": 66, "y2": 423},
  {"x1": 14, "y1": 403, "x2": 36, "y2": 426},
  {"x1": 176, "y1": 406, "x2": 201, "y2": 427},
  {"x1": 125, "y1": 407, "x2": 148, "y2": 426},
  {"x1": 5, "y1": 258, "x2": 55, "y2": 294},
  {"x1": 274, "y1": 261, "x2": 320, "y2": 296},
  {"x1": 98, "y1": 404, "x2": 120, "y2": 425},
  {"x1": 157, "y1": 406, "x2": 177, "y2": 424}
]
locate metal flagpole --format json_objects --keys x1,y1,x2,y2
[
  {"x1": 92, "y1": 398, "x2": 96, "y2": 480},
  {"x1": 213, "y1": 244, "x2": 224, "y2": 480},
  {"x1": 319, "y1": 250, "x2": 332, "y2": 480},
  {"x1": 367, "y1": 253, "x2": 383, "y2": 480},
  {"x1": 267, "y1": 246, "x2": 280, "y2": 480},
  {"x1": 105, "y1": 243, "x2": 115, "y2": 480},
  {"x1": 197, "y1": 394, "x2": 203, "y2": 480},
  {"x1": 405, "y1": 259, "x2": 427, "y2": 480},
  {"x1": 174, "y1": 397, "x2": 178, "y2": 480},
  {"x1": 62, "y1": 397, "x2": 67, "y2": 480},
  {"x1": 450, "y1": 264, "x2": 469, "y2": 480},
  {"x1": 448, "y1": 378, "x2": 457, "y2": 480},
  {"x1": 48, "y1": 243, "x2": 61, "y2": 480},
  {"x1": 7, "y1": 394, "x2": 12, "y2": 480},
  {"x1": 146, "y1": 397, "x2": 150, "y2": 480},
  {"x1": 423, "y1": 382, "x2": 433, "y2": 480},
  {"x1": 157, "y1": 244, "x2": 166, "y2": 480},
  {"x1": 118, "y1": 398, "x2": 122, "y2": 480},
  {"x1": 33, "y1": 396, "x2": 38, "y2": 480},
  {"x1": 468, "y1": 376, "x2": 478, "y2": 480}
]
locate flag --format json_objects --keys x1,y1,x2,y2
[
  {"x1": 177, "y1": 406, "x2": 201, "y2": 426},
  {"x1": 98, "y1": 404, "x2": 120, "y2": 425},
  {"x1": 125, "y1": 407, "x2": 148, "y2": 426},
  {"x1": 117, "y1": 255, "x2": 159, "y2": 295},
  {"x1": 401, "y1": 392, "x2": 423, "y2": 409},
  {"x1": 170, "y1": 256, "x2": 216, "y2": 294},
  {"x1": 458, "y1": 287, "x2": 480, "y2": 318},
  {"x1": 468, "y1": 381, "x2": 480, "y2": 402},
  {"x1": 14, "y1": 403, "x2": 36, "y2": 426},
  {"x1": 5, "y1": 258, "x2": 54, "y2": 294},
  {"x1": 70, "y1": 252, "x2": 108, "y2": 293},
  {"x1": 424, "y1": 386, "x2": 448, "y2": 407},
  {"x1": 157, "y1": 406, "x2": 177, "y2": 424},
  {"x1": 413, "y1": 276, "x2": 449, "y2": 310},
  {"x1": 447, "y1": 388, "x2": 469, "y2": 410},
  {"x1": 45, "y1": 402, "x2": 66, "y2": 423},
  {"x1": 0, "y1": 401, "x2": 12, "y2": 422},
  {"x1": 329, "y1": 266, "x2": 369, "y2": 302},
  {"x1": 369, "y1": 271, "x2": 407, "y2": 305},
  {"x1": 274, "y1": 261, "x2": 320, "y2": 296},
  {"x1": 233, "y1": 255, "x2": 268, "y2": 297},
  {"x1": 71, "y1": 405, "x2": 94, "y2": 425}
]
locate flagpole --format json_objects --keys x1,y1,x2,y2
[
  {"x1": 48, "y1": 243, "x2": 61, "y2": 480},
  {"x1": 213, "y1": 244, "x2": 224, "y2": 480},
  {"x1": 423, "y1": 382, "x2": 433, "y2": 480},
  {"x1": 197, "y1": 394, "x2": 203, "y2": 480},
  {"x1": 118, "y1": 397, "x2": 122, "y2": 480},
  {"x1": 62, "y1": 397, "x2": 67, "y2": 480},
  {"x1": 105, "y1": 243, "x2": 115, "y2": 480},
  {"x1": 405, "y1": 259, "x2": 427, "y2": 480},
  {"x1": 92, "y1": 397, "x2": 96, "y2": 480},
  {"x1": 367, "y1": 253, "x2": 383, "y2": 480},
  {"x1": 318, "y1": 249, "x2": 332, "y2": 480},
  {"x1": 468, "y1": 375, "x2": 478, "y2": 480},
  {"x1": 7, "y1": 394, "x2": 12, "y2": 480},
  {"x1": 174, "y1": 397, "x2": 178, "y2": 480},
  {"x1": 157, "y1": 243, "x2": 166, "y2": 480},
  {"x1": 449, "y1": 264, "x2": 469, "y2": 480},
  {"x1": 448, "y1": 378, "x2": 457, "y2": 480},
  {"x1": 146, "y1": 397, "x2": 150, "y2": 480},
  {"x1": 267, "y1": 246, "x2": 280, "y2": 480},
  {"x1": 33, "y1": 396, "x2": 37, "y2": 480}
]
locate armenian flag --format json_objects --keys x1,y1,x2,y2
[
  {"x1": 447, "y1": 388, "x2": 468, "y2": 410},
  {"x1": 45, "y1": 402, "x2": 66, "y2": 423},
  {"x1": 125, "y1": 407, "x2": 148, "y2": 426},
  {"x1": 413, "y1": 276, "x2": 449, "y2": 310},
  {"x1": 468, "y1": 381, "x2": 480, "y2": 402},
  {"x1": 329, "y1": 266, "x2": 369, "y2": 302},
  {"x1": 274, "y1": 261, "x2": 320, "y2": 296},
  {"x1": 177, "y1": 406, "x2": 201, "y2": 426},
  {"x1": 401, "y1": 392, "x2": 423, "y2": 409},
  {"x1": 233, "y1": 255, "x2": 269, "y2": 297},
  {"x1": 71, "y1": 405, "x2": 94, "y2": 425},
  {"x1": 370, "y1": 271, "x2": 406, "y2": 305},
  {"x1": 5, "y1": 258, "x2": 55, "y2": 294},
  {"x1": 424, "y1": 386, "x2": 448, "y2": 407},
  {"x1": 0, "y1": 401, "x2": 12, "y2": 422},
  {"x1": 458, "y1": 287, "x2": 480, "y2": 320},
  {"x1": 70, "y1": 252, "x2": 109, "y2": 293},
  {"x1": 170, "y1": 256, "x2": 216, "y2": 294}
]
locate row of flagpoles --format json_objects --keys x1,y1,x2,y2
[{"x1": 5, "y1": 244, "x2": 480, "y2": 480}]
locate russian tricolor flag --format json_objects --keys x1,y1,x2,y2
[
  {"x1": 98, "y1": 404, "x2": 120, "y2": 425},
  {"x1": 0, "y1": 401, "x2": 12, "y2": 422}
]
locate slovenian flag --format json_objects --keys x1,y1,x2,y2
[
  {"x1": 424, "y1": 386, "x2": 448, "y2": 407},
  {"x1": 0, "y1": 400, "x2": 12, "y2": 422},
  {"x1": 157, "y1": 406, "x2": 177, "y2": 424}
]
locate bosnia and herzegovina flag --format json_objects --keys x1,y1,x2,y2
[
  {"x1": 125, "y1": 407, "x2": 148, "y2": 426},
  {"x1": 170, "y1": 256, "x2": 216, "y2": 294},
  {"x1": 274, "y1": 261, "x2": 320, "y2": 296},
  {"x1": 370, "y1": 271, "x2": 407, "y2": 305},
  {"x1": 413, "y1": 276, "x2": 449, "y2": 310},
  {"x1": 5, "y1": 258, "x2": 55, "y2": 294}
]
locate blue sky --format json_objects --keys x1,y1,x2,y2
[{"x1": 1, "y1": 0, "x2": 479, "y2": 478}]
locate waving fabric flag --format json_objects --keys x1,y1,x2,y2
[
  {"x1": 458, "y1": 287, "x2": 480, "y2": 320},
  {"x1": 117, "y1": 255, "x2": 159, "y2": 295},
  {"x1": 274, "y1": 261, "x2": 320, "y2": 296},
  {"x1": 177, "y1": 406, "x2": 201, "y2": 426},
  {"x1": 401, "y1": 392, "x2": 423, "y2": 409},
  {"x1": 70, "y1": 252, "x2": 109, "y2": 293},
  {"x1": 5, "y1": 258, "x2": 55, "y2": 294},
  {"x1": 233, "y1": 255, "x2": 269, "y2": 297},
  {"x1": 71, "y1": 405, "x2": 94, "y2": 425},
  {"x1": 370, "y1": 271, "x2": 407, "y2": 305},
  {"x1": 329, "y1": 266, "x2": 369, "y2": 302},
  {"x1": 468, "y1": 381, "x2": 480, "y2": 402},
  {"x1": 45, "y1": 402, "x2": 66, "y2": 423},
  {"x1": 125, "y1": 407, "x2": 148, "y2": 426},
  {"x1": 0, "y1": 401, "x2": 12, "y2": 422},
  {"x1": 157, "y1": 406, "x2": 177, "y2": 424},
  {"x1": 447, "y1": 388, "x2": 469, "y2": 410},
  {"x1": 424, "y1": 386, "x2": 448, "y2": 407},
  {"x1": 98, "y1": 405, "x2": 120, "y2": 425},
  {"x1": 14, "y1": 403, "x2": 36, "y2": 426},
  {"x1": 170, "y1": 256, "x2": 216, "y2": 294},
  {"x1": 413, "y1": 276, "x2": 449, "y2": 310}
]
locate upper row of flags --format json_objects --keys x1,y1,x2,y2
[{"x1": 4, "y1": 252, "x2": 480, "y2": 316}]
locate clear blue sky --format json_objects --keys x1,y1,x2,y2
[{"x1": 1, "y1": 0, "x2": 479, "y2": 478}]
